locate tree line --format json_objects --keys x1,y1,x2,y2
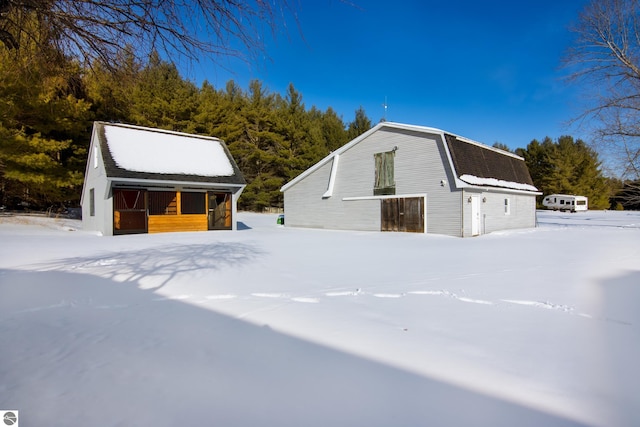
[
  {"x1": 0, "y1": 48, "x2": 374, "y2": 211},
  {"x1": 2, "y1": 0, "x2": 639, "y2": 212},
  {"x1": 1, "y1": 48, "x2": 634, "y2": 212}
]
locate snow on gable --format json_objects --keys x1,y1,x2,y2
[
  {"x1": 459, "y1": 174, "x2": 538, "y2": 192},
  {"x1": 104, "y1": 125, "x2": 234, "y2": 177}
]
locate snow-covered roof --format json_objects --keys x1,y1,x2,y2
[
  {"x1": 94, "y1": 122, "x2": 245, "y2": 186},
  {"x1": 459, "y1": 175, "x2": 538, "y2": 192},
  {"x1": 104, "y1": 124, "x2": 234, "y2": 177}
]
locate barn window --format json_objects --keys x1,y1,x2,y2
[
  {"x1": 149, "y1": 191, "x2": 177, "y2": 215},
  {"x1": 504, "y1": 198, "x2": 511, "y2": 215},
  {"x1": 89, "y1": 188, "x2": 95, "y2": 216},
  {"x1": 181, "y1": 192, "x2": 206, "y2": 214},
  {"x1": 374, "y1": 151, "x2": 395, "y2": 195}
]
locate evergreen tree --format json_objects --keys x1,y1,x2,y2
[
  {"x1": 0, "y1": 41, "x2": 90, "y2": 209},
  {"x1": 232, "y1": 80, "x2": 286, "y2": 211},
  {"x1": 128, "y1": 52, "x2": 199, "y2": 132},
  {"x1": 320, "y1": 107, "x2": 348, "y2": 152},
  {"x1": 492, "y1": 142, "x2": 511, "y2": 152},
  {"x1": 519, "y1": 136, "x2": 610, "y2": 209},
  {"x1": 346, "y1": 106, "x2": 372, "y2": 140},
  {"x1": 84, "y1": 48, "x2": 142, "y2": 123}
]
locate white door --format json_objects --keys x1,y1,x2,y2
[{"x1": 471, "y1": 196, "x2": 481, "y2": 236}]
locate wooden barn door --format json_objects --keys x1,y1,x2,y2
[
  {"x1": 402, "y1": 197, "x2": 425, "y2": 233},
  {"x1": 381, "y1": 197, "x2": 424, "y2": 233},
  {"x1": 113, "y1": 189, "x2": 147, "y2": 235},
  {"x1": 208, "y1": 192, "x2": 232, "y2": 230},
  {"x1": 381, "y1": 198, "x2": 400, "y2": 231}
]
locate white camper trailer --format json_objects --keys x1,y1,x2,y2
[{"x1": 542, "y1": 194, "x2": 588, "y2": 212}]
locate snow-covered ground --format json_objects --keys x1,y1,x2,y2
[{"x1": 1, "y1": 210, "x2": 639, "y2": 426}]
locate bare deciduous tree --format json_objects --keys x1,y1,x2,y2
[
  {"x1": 0, "y1": 0, "x2": 297, "y2": 69},
  {"x1": 565, "y1": 0, "x2": 640, "y2": 184}
]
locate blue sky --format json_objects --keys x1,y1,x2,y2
[{"x1": 188, "y1": 0, "x2": 589, "y2": 151}]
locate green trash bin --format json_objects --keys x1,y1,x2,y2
[{"x1": 277, "y1": 214, "x2": 284, "y2": 225}]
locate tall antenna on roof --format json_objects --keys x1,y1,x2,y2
[{"x1": 381, "y1": 96, "x2": 388, "y2": 122}]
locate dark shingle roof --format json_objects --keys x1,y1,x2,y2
[{"x1": 445, "y1": 134, "x2": 534, "y2": 187}]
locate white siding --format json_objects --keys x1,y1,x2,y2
[
  {"x1": 284, "y1": 160, "x2": 335, "y2": 229},
  {"x1": 284, "y1": 128, "x2": 462, "y2": 236},
  {"x1": 461, "y1": 190, "x2": 537, "y2": 236},
  {"x1": 81, "y1": 135, "x2": 112, "y2": 235}
]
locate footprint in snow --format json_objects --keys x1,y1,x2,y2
[
  {"x1": 291, "y1": 297, "x2": 319, "y2": 303},
  {"x1": 501, "y1": 299, "x2": 574, "y2": 312},
  {"x1": 251, "y1": 293, "x2": 288, "y2": 299},
  {"x1": 205, "y1": 295, "x2": 237, "y2": 300},
  {"x1": 458, "y1": 297, "x2": 493, "y2": 305},
  {"x1": 153, "y1": 294, "x2": 191, "y2": 301},
  {"x1": 325, "y1": 289, "x2": 362, "y2": 297},
  {"x1": 373, "y1": 293, "x2": 404, "y2": 298}
]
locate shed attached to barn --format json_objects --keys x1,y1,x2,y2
[
  {"x1": 281, "y1": 122, "x2": 540, "y2": 237},
  {"x1": 81, "y1": 122, "x2": 246, "y2": 235}
]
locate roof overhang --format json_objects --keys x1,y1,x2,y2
[{"x1": 108, "y1": 177, "x2": 245, "y2": 193}]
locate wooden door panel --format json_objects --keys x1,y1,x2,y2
[
  {"x1": 381, "y1": 197, "x2": 424, "y2": 233},
  {"x1": 113, "y1": 189, "x2": 147, "y2": 234}
]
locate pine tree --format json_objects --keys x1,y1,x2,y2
[
  {"x1": 520, "y1": 136, "x2": 610, "y2": 209},
  {"x1": 84, "y1": 47, "x2": 141, "y2": 123},
  {"x1": 346, "y1": 106, "x2": 372, "y2": 140},
  {"x1": 321, "y1": 107, "x2": 349, "y2": 152},
  {"x1": 128, "y1": 52, "x2": 199, "y2": 132},
  {"x1": 0, "y1": 42, "x2": 91, "y2": 209}
]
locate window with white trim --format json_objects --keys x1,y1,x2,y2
[{"x1": 504, "y1": 198, "x2": 511, "y2": 215}]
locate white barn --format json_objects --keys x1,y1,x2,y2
[
  {"x1": 281, "y1": 122, "x2": 540, "y2": 237},
  {"x1": 81, "y1": 122, "x2": 246, "y2": 235}
]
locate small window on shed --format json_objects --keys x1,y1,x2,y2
[
  {"x1": 89, "y1": 188, "x2": 95, "y2": 216},
  {"x1": 93, "y1": 147, "x2": 99, "y2": 168},
  {"x1": 374, "y1": 151, "x2": 395, "y2": 196},
  {"x1": 504, "y1": 198, "x2": 511, "y2": 215},
  {"x1": 181, "y1": 192, "x2": 206, "y2": 214},
  {"x1": 149, "y1": 191, "x2": 177, "y2": 215}
]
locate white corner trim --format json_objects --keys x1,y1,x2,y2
[{"x1": 322, "y1": 154, "x2": 340, "y2": 198}]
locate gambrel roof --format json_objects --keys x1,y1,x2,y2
[
  {"x1": 94, "y1": 122, "x2": 246, "y2": 186},
  {"x1": 444, "y1": 133, "x2": 537, "y2": 192},
  {"x1": 281, "y1": 122, "x2": 537, "y2": 193}
]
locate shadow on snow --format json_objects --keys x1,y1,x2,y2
[{"x1": 0, "y1": 265, "x2": 592, "y2": 426}]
